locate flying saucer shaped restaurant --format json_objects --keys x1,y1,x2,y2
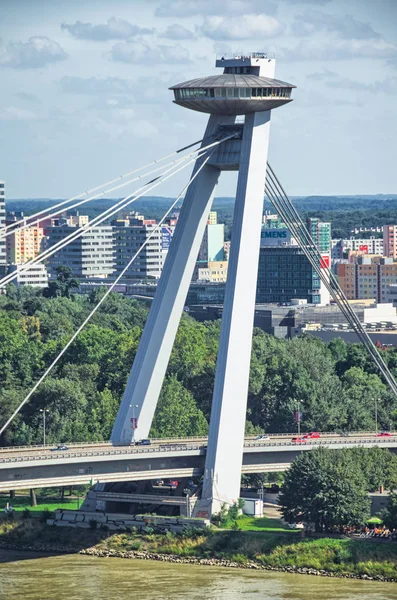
[{"x1": 170, "y1": 74, "x2": 296, "y2": 115}]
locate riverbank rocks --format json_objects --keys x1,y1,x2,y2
[{"x1": 0, "y1": 542, "x2": 395, "y2": 582}]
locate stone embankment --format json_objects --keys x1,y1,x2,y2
[{"x1": 0, "y1": 541, "x2": 394, "y2": 582}]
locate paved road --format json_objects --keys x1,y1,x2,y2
[{"x1": 0, "y1": 432, "x2": 395, "y2": 463}]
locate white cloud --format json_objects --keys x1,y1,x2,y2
[
  {"x1": 0, "y1": 36, "x2": 67, "y2": 69},
  {"x1": 92, "y1": 109, "x2": 159, "y2": 139},
  {"x1": 291, "y1": 10, "x2": 382, "y2": 40},
  {"x1": 0, "y1": 106, "x2": 38, "y2": 120},
  {"x1": 306, "y1": 69, "x2": 339, "y2": 81},
  {"x1": 156, "y1": 0, "x2": 277, "y2": 17},
  {"x1": 61, "y1": 17, "x2": 153, "y2": 41},
  {"x1": 161, "y1": 24, "x2": 195, "y2": 40},
  {"x1": 110, "y1": 41, "x2": 191, "y2": 64},
  {"x1": 307, "y1": 69, "x2": 397, "y2": 94},
  {"x1": 15, "y1": 92, "x2": 39, "y2": 103},
  {"x1": 282, "y1": 38, "x2": 397, "y2": 61},
  {"x1": 198, "y1": 14, "x2": 284, "y2": 40},
  {"x1": 59, "y1": 76, "x2": 136, "y2": 95}
]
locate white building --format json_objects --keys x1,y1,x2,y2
[
  {"x1": 113, "y1": 217, "x2": 162, "y2": 280},
  {"x1": 331, "y1": 237, "x2": 384, "y2": 260},
  {"x1": 46, "y1": 223, "x2": 115, "y2": 279},
  {"x1": 8, "y1": 264, "x2": 48, "y2": 288}
]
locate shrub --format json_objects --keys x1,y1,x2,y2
[
  {"x1": 22, "y1": 508, "x2": 31, "y2": 520},
  {"x1": 40, "y1": 508, "x2": 53, "y2": 523}
]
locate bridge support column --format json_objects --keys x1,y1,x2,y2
[
  {"x1": 194, "y1": 110, "x2": 272, "y2": 518},
  {"x1": 111, "y1": 117, "x2": 224, "y2": 445}
]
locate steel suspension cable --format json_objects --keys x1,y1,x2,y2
[
  {"x1": 264, "y1": 177, "x2": 397, "y2": 392},
  {"x1": 265, "y1": 182, "x2": 397, "y2": 394},
  {"x1": 0, "y1": 150, "x2": 215, "y2": 437},
  {"x1": 0, "y1": 135, "x2": 234, "y2": 289},
  {"x1": 264, "y1": 168, "x2": 397, "y2": 395},
  {"x1": 265, "y1": 167, "x2": 394, "y2": 373},
  {"x1": 0, "y1": 139, "x2": 203, "y2": 238}
]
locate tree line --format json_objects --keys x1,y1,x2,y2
[{"x1": 1, "y1": 281, "x2": 397, "y2": 447}]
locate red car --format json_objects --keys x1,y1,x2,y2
[
  {"x1": 377, "y1": 432, "x2": 391, "y2": 437},
  {"x1": 291, "y1": 437, "x2": 306, "y2": 443},
  {"x1": 166, "y1": 480, "x2": 179, "y2": 488},
  {"x1": 304, "y1": 432, "x2": 320, "y2": 439}
]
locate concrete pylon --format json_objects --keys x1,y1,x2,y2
[
  {"x1": 194, "y1": 110, "x2": 271, "y2": 517},
  {"x1": 111, "y1": 116, "x2": 223, "y2": 444},
  {"x1": 112, "y1": 54, "x2": 295, "y2": 518}
]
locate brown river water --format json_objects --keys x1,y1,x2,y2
[{"x1": 0, "y1": 551, "x2": 395, "y2": 600}]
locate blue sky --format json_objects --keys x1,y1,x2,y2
[{"x1": 0, "y1": 0, "x2": 396, "y2": 199}]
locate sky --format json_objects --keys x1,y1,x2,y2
[{"x1": 0, "y1": 0, "x2": 397, "y2": 199}]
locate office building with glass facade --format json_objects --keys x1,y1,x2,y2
[{"x1": 256, "y1": 246, "x2": 323, "y2": 304}]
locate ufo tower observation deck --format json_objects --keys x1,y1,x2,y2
[{"x1": 111, "y1": 53, "x2": 295, "y2": 518}]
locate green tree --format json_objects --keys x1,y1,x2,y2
[
  {"x1": 43, "y1": 266, "x2": 79, "y2": 299},
  {"x1": 278, "y1": 448, "x2": 370, "y2": 532},
  {"x1": 341, "y1": 367, "x2": 385, "y2": 431},
  {"x1": 382, "y1": 492, "x2": 397, "y2": 530},
  {"x1": 150, "y1": 375, "x2": 208, "y2": 438}
]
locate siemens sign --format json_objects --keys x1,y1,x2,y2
[{"x1": 260, "y1": 228, "x2": 292, "y2": 246}]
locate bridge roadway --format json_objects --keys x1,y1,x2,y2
[{"x1": 0, "y1": 433, "x2": 396, "y2": 491}]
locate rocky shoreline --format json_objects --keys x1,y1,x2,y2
[{"x1": 0, "y1": 542, "x2": 395, "y2": 582}]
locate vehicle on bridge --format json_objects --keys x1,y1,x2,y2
[
  {"x1": 255, "y1": 435, "x2": 271, "y2": 441},
  {"x1": 134, "y1": 439, "x2": 152, "y2": 446},
  {"x1": 50, "y1": 445, "x2": 69, "y2": 451},
  {"x1": 377, "y1": 432, "x2": 391, "y2": 437},
  {"x1": 303, "y1": 432, "x2": 321, "y2": 440},
  {"x1": 291, "y1": 436, "x2": 307, "y2": 443}
]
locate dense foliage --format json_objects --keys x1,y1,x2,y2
[
  {"x1": 1, "y1": 283, "x2": 397, "y2": 446},
  {"x1": 279, "y1": 447, "x2": 397, "y2": 531}
]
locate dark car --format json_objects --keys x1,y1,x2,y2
[
  {"x1": 51, "y1": 444, "x2": 68, "y2": 451},
  {"x1": 135, "y1": 439, "x2": 152, "y2": 446}
]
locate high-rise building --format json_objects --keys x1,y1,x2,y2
[
  {"x1": 198, "y1": 212, "x2": 225, "y2": 262},
  {"x1": 6, "y1": 220, "x2": 45, "y2": 264},
  {"x1": 257, "y1": 222, "x2": 330, "y2": 305},
  {"x1": 46, "y1": 221, "x2": 114, "y2": 279},
  {"x1": 113, "y1": 214, "x2": 162, "y2": 280},
  {"x1": 383, "y1": 225, "x2": 397, "y2": 259},
  {"x1": 336, "y1": 256, "x2": 397, "y2": 303},
  {"x1": 0, "y1": 181, "x2": 6, "y2": 266},
  {"x1": 308, "y1": 217, "x2": 331, "y2": 254}
]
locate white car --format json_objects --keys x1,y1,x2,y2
[
  {"x1": 255, "y1": 435, "x2": 270, "y2": 441},
  {"x1": 288, "y1": 522, "x2": 304, "y2": 530}
]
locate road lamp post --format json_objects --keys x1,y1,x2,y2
[
  {"x1": 295, "y1": 401, "x2": 301, "y2": 436},
  {"x1": 39, "y1": 409, "x2": 49, "y2": 448},
  {"x1": 375, "y1": 398, "x2": 378, "y2": 435}
]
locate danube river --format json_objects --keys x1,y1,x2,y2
[{"x1": 0, "y1": 551, "x2": 395, "y2": 600}]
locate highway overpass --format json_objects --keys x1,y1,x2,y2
[{"x1": 0, "y1": 433, "x2": 396, "y2": 491}]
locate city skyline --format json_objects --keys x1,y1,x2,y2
[{"x1": 0, "y1": 0, "x2": 396, "y2": 199}]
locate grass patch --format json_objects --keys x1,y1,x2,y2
[
  {"x1": 0, "y1": 494, "x2": 81, "y2": 513},
  {"x1": 230, "y1": 515, "x2": 297, "y2": 533},
  {"x1": 0, "y1": 519, "x2": 396, "y2": 580}
]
